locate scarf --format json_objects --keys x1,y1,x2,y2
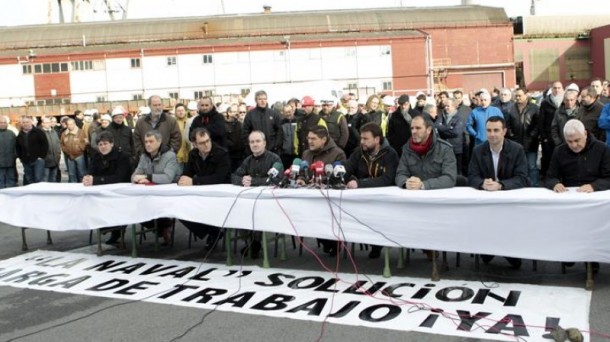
[
  {"x1": 550, "y1": 93, "x2": 563, "y2": 108},
  {"x1": 409, "y1": 133, "x2": 433, "y2": 156}
]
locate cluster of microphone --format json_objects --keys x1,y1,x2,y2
[{"x1": 266, "y1": 158, "x2": 347, "y2": 189}]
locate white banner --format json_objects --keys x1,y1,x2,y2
[{"x1": 0, "y1": 251, "x2": 591, "y2": 341}]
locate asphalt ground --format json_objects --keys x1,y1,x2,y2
[{"x1": 0, "y1": 222, "x2": 609, "y2": 342}]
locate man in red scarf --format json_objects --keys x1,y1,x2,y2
[{"x1": 395, "y1": 116, "x2": 456, "y2": 190}]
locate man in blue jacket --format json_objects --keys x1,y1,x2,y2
[{"x1": 466, "y1": 91, "x2": 503, "y2": 146}]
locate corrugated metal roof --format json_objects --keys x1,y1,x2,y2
[
  {"x1": 522, "y1": 15, "x2": 610, "y2": 37},
  {"x1": 0, "y1": 30, "x2": 424, "y2": 58},
  {"x1": 0, "y1": 6, "x2": 508, "y2": 51}
]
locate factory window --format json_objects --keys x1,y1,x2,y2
[
  {"x1": 204, "y1": 90, "x2": 214, "y2": 97},
  {"x1": 71, "y1": 61, "x2": 93, "y2": 71},
  {"x1": 133, "y1": 94, "x2": 143, "y2": 100},
  {"x1": 22, "y1": 65, "x2": 32, "y2": 74},
  {"x1": 167, "y1": 57, "x2": 176, "y2": 66},
  {"x1": 380, "y1": 46, "x2": 391, "y2": 56},
  {"x1": 203, "y1": 55, "x2": 213, "y2": 64},
  {"x1": 382, "y1": 81, "x2": 392, "y2": 91},
  {"x1": 347, "y1": 82, "x2": 358, "y2": 90},
  {"x1": 96, "y1": 96, "x2": 107, "y2": 102},
  {"x1": 168, "y1": 92, "x2": 179, "y2": 100},
  {"x1": 131, "y1": 58, "x2": 141, "y2": 68},
  {"x1": 34, "y1": 64, "x2": 42, "y2": 73},
  {"x1": 194, "y1": 91, "x2": 204, "y2": 99},
  {"x1": 241, "y1": 88, "x2": 250, "y2": 97}
]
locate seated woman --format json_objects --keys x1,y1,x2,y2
[{"x1": 82, "y1": 131, "x2": 132, "y2": 244}]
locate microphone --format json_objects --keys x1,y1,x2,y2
[
  {"x1": 290, "y1": 158, "x2": 302, "y2": 178},
  {"x1": 278, "y1": 169, "x2": 291, "y2": 188},
  {"x1": 324, "y1": 164, "x2": 334, "y2": 178},
  {"x1": 333, "y1": 162, "x2": 346, "y2": 181},
  {"x1": 266, "y1": 162, "x2": 284, "y2": 184},
  {"x1": 300, "y1": 160, "x2": 311, "y2": 184}
]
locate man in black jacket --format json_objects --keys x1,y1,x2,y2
[
  {"x1": 539, "y1": 82, "x2": 564, "y2": 178},
  {"x1": 242, "y1": 90, "x2": 283, "y2": 155},
  {"x1": 387, "y1": 94, "x2": 413, "y2": 157},
  {"x1": 188, "y1": 96, "x2": 227, "y2": 148},
  {"x1": 16, "y1": 116, "x2": 48, "y2": 185},
  {"x1": 468, "y1": 116, "x2": 528, "y2": 269},
  {"x1": 345, "y1": 122, "x2": 399, "y2": 258},
  {"x1": 178, "y1": 128, "x2": 231, "y2": 251},
  {"x1": 506, "y1": 88, "x2": 540, "y2": 186},
  {"x1": 83, "y1": 131, "x2": 132, "y2": 244},
  {"x1": 231, "y1": 130, "x2": 281, "y2": 258}
]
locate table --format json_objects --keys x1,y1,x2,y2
[{"x1": 2, "y1": 183, "x2": 609, "y2": 288}]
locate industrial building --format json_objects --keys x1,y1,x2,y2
[{"x1": 0, "y1": 5, "x2": 515, "y2": 116}]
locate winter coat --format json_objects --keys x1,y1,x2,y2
[
  {"x1": 188, "y1": 108, "x2": 228, "y2": 149},
  {"x1": 301, "y1": 136, "x2": 347, "y2": 166},
  {"x1": 60, "y1": 128, "x2": 87, "y2": 159},
  {"x1": 545, "y1": 133, "x2": 610, "y2": 191},
  {"x1": 387, "y1": 108, "x2": 413, "y2": 157},
  {"x1": 345, "y1": 142, "x2": 398, "y2": 188},
  {"x1": 577, "y1": 100, "x2": 605, "y2": 143},
  {"x1": 0, "y1": 129, "x2": 16, "y2": 167},
  {"x1": 242, "y1": 106, "x2": 283, "y2": 154},
  {"x1": 90, "y1": 148, "x2": 132, "y2": 185},
  {"x1": 17, "y1": 127, "x2": 49, "y2": 164},
  {"x1": 507, "y1": 102, "x2": 540, "y2": 152},
  {"x1": 466, "y1": 106, "x2": 504, "y2": 145},
  {"x1": 183, "y1": 144, "x2": 231, "y2": 185},
  {"x1": 231, "y1": 150, "x2": 281, "y2": 186},
  {"x1": 395, "y1": 134, "x2": 456, "y2": 190},
  {"x1": 132, "y1": 145, "x2": 180, "y2": 184},
  {"x1": 133, "y1": 113, "x2": 182, "y2": 157},
  {"x1": 551, "y1": 104, "x2": 579, "y2": 146},
  {"x1": 319, "y1": 110, "x2": 348, "y2": 149},
  {"x1": 42, "y1": 128, "x2": 61, "y2": 168}
]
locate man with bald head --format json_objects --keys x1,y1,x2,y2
[
  {"x1": 539, "y1": 81, "x2": 564, "y2": 178},
  {"x1": 0, "y1": 116, "x2": 17, "y2": 188}
]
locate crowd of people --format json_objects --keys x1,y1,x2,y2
[{"x1": 1, "y1": 77, "x2": 610, "y2": 266}]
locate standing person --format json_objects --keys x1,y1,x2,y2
[
  {"x1": 551, "y1": 89, "x2": 579, "y2": 146},
  {"x1": 241, "y1": 90, "x2": 283, "y2": 155},
  {"x1": 507, "y1": 88, "x2": 540, "y2": 186},
  {"x1": 319, "y1": 99, "x2": 348, "y2": 150},
  {"x1": 83, "y1": 131, "x2": 132, "y2": 244},
  {"x1": 436, "y1": 99, "x2": 466, "y2": 175},
  {"x1": 107, "y1": 106, "x2": 135, "y2": 167},
  {"x1": 387, "y1": 94, "x2": 413, "y2": 157},
  {"x1": 295, "y1": 96, "x2": 326, "y2": 156},
  {"x1": 279, "y1": 103, "x2": 298, "y2": 169},
  {"x1": 40, "y1": 116, "x2": 62, "y2": 182},
  {"x1": 188, "y1": 96, "x2": 227, "y2": 148},
  {"x1": 173, "y1": 103, "x2": 191, "y2": 170},
  {"x1": 0, "y1": 116, "x2": 17, "y2": 188},
  {"x1": 60, "y1": 118, "x2": 87, "y2": 183},
  {"x1": 16, "y1": 116, "x2": 49, "y2": 185},
  {"x1": 466, "y1": 91, "x2": 504, "y2": 146},
  {"x1": 133, "y1": 95, "x2": 182, "y2": 157},
  {"x1": 577, "y1": 86, "x2": 605, "y2": 143},
  {"x1": 539, "y1": 82, "x2": 564, "y2": 178},
  {"x1": 224, "y1": 104, "x2": 244, "y2": 172},
  {"x1": 344, "y1": 99, "x2": 367, "y2": 158}
]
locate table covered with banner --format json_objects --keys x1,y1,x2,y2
[{"x1": 1, "y1": 182, "x2": 610, "y2": 264}]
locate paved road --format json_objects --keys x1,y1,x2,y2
[{"x1": 0, "y1": 221, "x2": 609, "y2": 342}]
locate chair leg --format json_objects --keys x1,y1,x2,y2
[
  {"x1": 474, "y1": 254, "x2": 480, "y2": 271},
  {"x1": 280, "y1": 235, "x2": 287, "y2": 261},
  {"x1": 383, "y1": 247, "x2": 392, "y2": 278},
  {"x1": 225, "y1": 228, "x2": 233, "y2": 266},
  {"x1": 397, "y1": 248, "x2": 405, "y2": 269},
  {"x1": 431, "y1": 250, "x2": 440, "y2": 282},
  {"x1": 441, "y1": 252, "x2": 449, "y2": 272},
  {"x1": 262, "y1": 231, "x2": 270, "y2": 268},
  {"x1": 274, "y1": 233, "x2": 279, "y2": 258},
  {"x1": 532, "y1": 260, "x2": 538, "y2": 272},
  {"x1": 46, "y1": 231, "x2": 53, "y2": 245},
  {"x1": 96, "y1": 229, "x2": 103, "y2": 256},
  {"x1": 131, "y1": 224, "x2": 138, "y2": 258},
  {"x1": 89, "y1": 230, "x2": 93, "y2": 245},
  {"x1": 21, "y1": 228, "x2": 28, "y2": 251},
  {"x1": 291, "y1": 236, "x2": 297, "y2": 249},
  {"x1": 298, "y1": 237, "x2": 303, "y2": 256},
  {"x1": 456, "y1": 253, "x2": 461, "y2": 268}
]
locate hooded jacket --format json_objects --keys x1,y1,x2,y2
[{"x1": 301, "y1": 136, "x2": 347, "y2": 166}]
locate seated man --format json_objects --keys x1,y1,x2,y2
[
  {"x1": 545, "y1": 119, "x2": 610, "y2": 273},
  {"x1": 546, "y1": 119, "x2": 610, "y2": 193},
  {"x1": 231, "y1": 130, "x2": 281, "y2": 258},
  {"x1": 299, "y1": 125, "x2": 347, "y2": 256},
  {"x1": 468, "y1": 116, "x2": 529, "y2": 269},
  {"x1": 395, "y1": 115, "x2": 456, "y2": 260},
  {"x1": 83, "y1": 131, "x2": 132, "y2": 244},
  {"x1": 345, "y1": 122, "x2": 399, "y2": 258},
  {"x1": 395, "y1": 115, "x2": 456, "y2": 190},
  {"x1": 132, "y1": 130, "x2": 181, "y2": 245},
  {"x1": 178, "y1": 128, "x2": 231, "y2": 251}
]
